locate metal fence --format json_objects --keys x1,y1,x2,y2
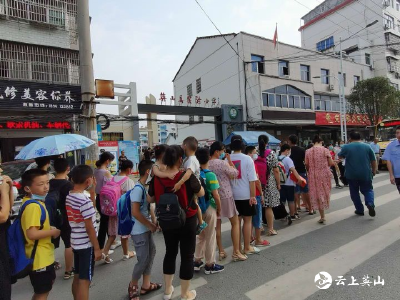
[{"x1": 0, "y1": 40, "x2": 80, "y2": 85}]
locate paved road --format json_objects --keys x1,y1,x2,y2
[{"x1": 12, "y1": 172, "x2": 400, "y2": 300}]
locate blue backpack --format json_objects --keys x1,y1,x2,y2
[
  {"x1": 117, "y1": 184, "x2": 146, "y2": 235},
  {"x1": 8, "y1": 200, "x2": 46, "y2": 282}
]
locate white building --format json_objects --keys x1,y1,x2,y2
[
  {"x1": 0, "y1": 0, "x2": 81, "y2": 162},
  {"x1": 173, "y1": 32, "x2": 373, "y2": 145},
  {"x1": 300, "y1": 0, "x2": 400, "y2": 89}
]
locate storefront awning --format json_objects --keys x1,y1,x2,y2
[{"x1": 265, "y1": 120, "x2": 315, "y2": 126}]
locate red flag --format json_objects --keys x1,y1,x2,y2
[{"x1": 273, "y1": 24, "x2": 278, "y2": 49}]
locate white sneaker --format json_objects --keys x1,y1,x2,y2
[
  {"x1": 163, "y1": 286, "x2": 174, "y2": 300},
  {"x1": 110, "y1": 240, "x2": 121, "y2": 250}
]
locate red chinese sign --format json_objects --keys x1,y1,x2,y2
[
  {"x1": 0, "y1": 121, "x2": 71, "y2": 130},
  {"x1": 315, "y1": 112, "x2": 371, "y2": 126}
]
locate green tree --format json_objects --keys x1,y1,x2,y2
[{"x1": 347, "y1": 77, "x2": 400, "y2": 129}]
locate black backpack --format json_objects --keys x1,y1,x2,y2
[{"x1": 156, "y1": 174, "x2": 193, "y2": 231}]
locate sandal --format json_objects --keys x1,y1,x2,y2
[
  {"x1": 128, "y1": 283, "x2": 140, "y2": 300},
  {"x1": 123, "y1": 251, "x2": 136, "y2": 261},
  {"x1": 255, "y1": 240, "x2": 270, "y2": 247},
  {"x1": 232, "y1": 253, "x2": 248, "y2": 262},
  {"x1": 267, "y1": 230, "x2": 278, "y2": 236},
  {"x1": 219, "y1": 251, "x2": 227, "y2": 261},
  {"x1": 140, "y1": 282, "x2": 163, "y2": 295},
  {"x1": 244, "y1": 246, "x2": 261, "y2": 255},
  {"x1": 54, "y1": 261, "x2": 62, "y2": 270},
  {"x1": 102, "y1": 253, "x2": 113, "y2": 264},
  {"x1": 63, "y1": 270, "x2": 74, "y2": 280},
  {"x1": 318, "y1": 219, "x2": 326, "y2": 224}
]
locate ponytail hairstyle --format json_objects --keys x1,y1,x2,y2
[
  {"x1": 258, "y1": 134, "x2": 269, "y2": 158},
  {"x1": 95, "y1": 151, "x2": 115, "y2": 168}
]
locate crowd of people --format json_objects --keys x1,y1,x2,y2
[{"x1": 0, "y1": 126, "x2": 400, "y2": 300}]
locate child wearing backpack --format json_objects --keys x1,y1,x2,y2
[
  {"x1": 113, "y1": 159, "x2": 136, "y2": 261},
  {"x1": 20, "y1": 169, "x2": 61, "y2": 300},
  {"x1": 47, "y1": 158, "x2": 74, "y2": 280},
  {"x1": 66, "y1": 165, "x2": 101, "y2": 300},
  {"x1": 128, "y1": 160, "x2": 162, "y2": 300},
  {"x1": 193, "y1": 148, "x2": 224, "y2": 275},
  {"x1": 245, "y1": 146, "x2": 269, "y2": 247}
]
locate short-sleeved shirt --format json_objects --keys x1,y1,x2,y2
[
  {"x1": 130, "y1": 182, "x2": 151, "y2": 235},
  {"x1": 113, "y1": 175, "x2": 135, "y2": 193},
  {"x1": 382, "y1": 139, "x2": 400, "y2": 178},
  {"x1": 370, "y1": 142, "x2": 380, "y2": 154},
  {"x1": 149, "y1": 171, "x2": 200, "y2": 218},
  {"x1": 184, "y1": 156, "x2": 200, "y2": 180},
  {"x1": 338, "y1": 142, "x2": 376, "y2": 181},
  {"x1": 290, "y1": 146, "x2": 306, "y2": 174},
  {"x1": 208, "y1": 159, "x2": 238, "y2": 201},
  {"x1": 49, "y1": 179, "x2": 73, "y2": 224},
  {"x1": 278, "y1": 155, "x2": 296, "y2": 186},
  {"x1": 21, "y1": 199, "x2": 54, "y2": 270},
  {"x1": 94, "y1": 168, "x2": 111, "y2": 194},
  {"x1": 230, "y1": 153, "x2": 258, "y2": 200},
  {"x1": 66, "y1": 193, "x2": 97, "y2": 250},
  {"x1": 203, "y1": 169, "x2": 220, "y2": 209}
]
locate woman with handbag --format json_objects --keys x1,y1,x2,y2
[
  {"x1": 258, "y1": 135, "x2": 281, "y2": 236},
  {"x1": 148, "y1": 145, "x2": 204, "y2": 300},
  {"x1": 305, "y1": 135, "x2": 335, "y2": 224}
]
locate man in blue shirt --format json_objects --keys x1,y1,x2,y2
[
  {"x1": 339, "y1": 131, "x2": 377, "y2": 217},
  {"x1": 382, "y1": 126, "x2": 400, "y2": 194},
  {"x1": 369, "y1": 138, "x2": 381, "y2": 174}
]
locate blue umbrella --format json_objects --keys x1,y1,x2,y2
[{"x1": 15, "y1": 134, "x2": 95, "y2": 160}]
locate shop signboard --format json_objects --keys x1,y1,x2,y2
[
  {"x1": 315, "y1": 112, "x2": 372, "y2": 126},
  {"x1": 0, "y1": 80, "x2": 82, "y2": 113},
  {"x1": 0, "y1": 121, "x2": 71, "y2": 130},
  {"x1": 98, "y1": 141, "x2": 119, "y2": 175}
]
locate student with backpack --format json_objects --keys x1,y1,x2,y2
[
  {"x1": 193, "y1": 148, "x2": 224, "y2": 275},
  {"x1": 18, "y1": 169, "x2": 60, "y2": 300},
  {"x1": 66, "y1": 165, "x2": 102, "y2": 300},
  {"x1": 0, "y1": 174, "x2": 13, "y2": 300},
  {"x1": 113, "y1": 160, "x2": 136, "y2": 261},
  {"x1": 47, "y1": 158, "x2": 74, "y2": 280},
  {"x1": 127, "y1": 160, "x2": 162, "y2": 300},
  {"x1": 94, "y1": 152, "x2": 114, "y2": 251},
  {"x1": 100, "y1": 163, "x2": 131, "y2": 264},
  {"x1": 148, "y1": 145, "x2": 204, "y2": 300}
]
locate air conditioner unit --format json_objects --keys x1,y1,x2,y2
[
  {"x1": 328, "y1": 84, "x2": 335, "y2": 91},
  {"x1": 384, "y1": 24, "x2": 390, "y2": 30},
  {"x1": 369, "y1": 61, "x2": 375, "y2": 70},
  {"x1": 283, "y1": 75, "x2": 290, "y2": 79},
  {"x1": 390, "y1": 65, "x2": 396, "y2": 72}
]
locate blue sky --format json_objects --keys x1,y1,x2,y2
[{"x1": 90, "y1": 0, "x2": 320, "y2": 114}]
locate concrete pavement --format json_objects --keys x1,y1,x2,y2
[{"x1": 11, "y1": 172, "x2": 399, "y2": 300}]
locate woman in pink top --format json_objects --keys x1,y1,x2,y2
[
  {"x1": 208, "y1": 142, "x2": 247, "y2": 262},
  {"x1": 305, "y1": 135, "x2": 335, "y2": 224}
]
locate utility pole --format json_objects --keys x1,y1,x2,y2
[
  {"x1": 77, "y1": 0, "x2": 98, "y2": 165},
  {"x1": 339, "y1": 37, "x2": 347, "y2": 143}
]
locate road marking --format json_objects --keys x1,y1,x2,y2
[
  {"x1": 147, "y1": 277, "x2": 207, "y2": 300},
  {"x1": 245, "y1": 215, "x2": 400, "y2": 300},
  {"x1": 219, "y1": 190, "x2": 399, "y2": 266},
  {"x1": 220, "y1": 177, "x2": 392, "y2": 234}
]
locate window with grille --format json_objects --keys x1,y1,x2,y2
[
  {"x1": 102, "y1": 132, "x2": 124, "y2": 141},
  {"x1": 187, "y1": 84, "x2": 193, "y2": 97},
  {"x1": 196, "y1": 78, "x2": 201, "y2": 94},
  {"x1": 5, "y1": 0, "x2": 75, "y2": 29},
  {"x1": 0, "y1": 41, "x2": 79, "y2": 84}
]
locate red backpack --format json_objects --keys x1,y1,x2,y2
[{"x1": 254, "y1": 150, "x2": 272, "y2": 186}]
